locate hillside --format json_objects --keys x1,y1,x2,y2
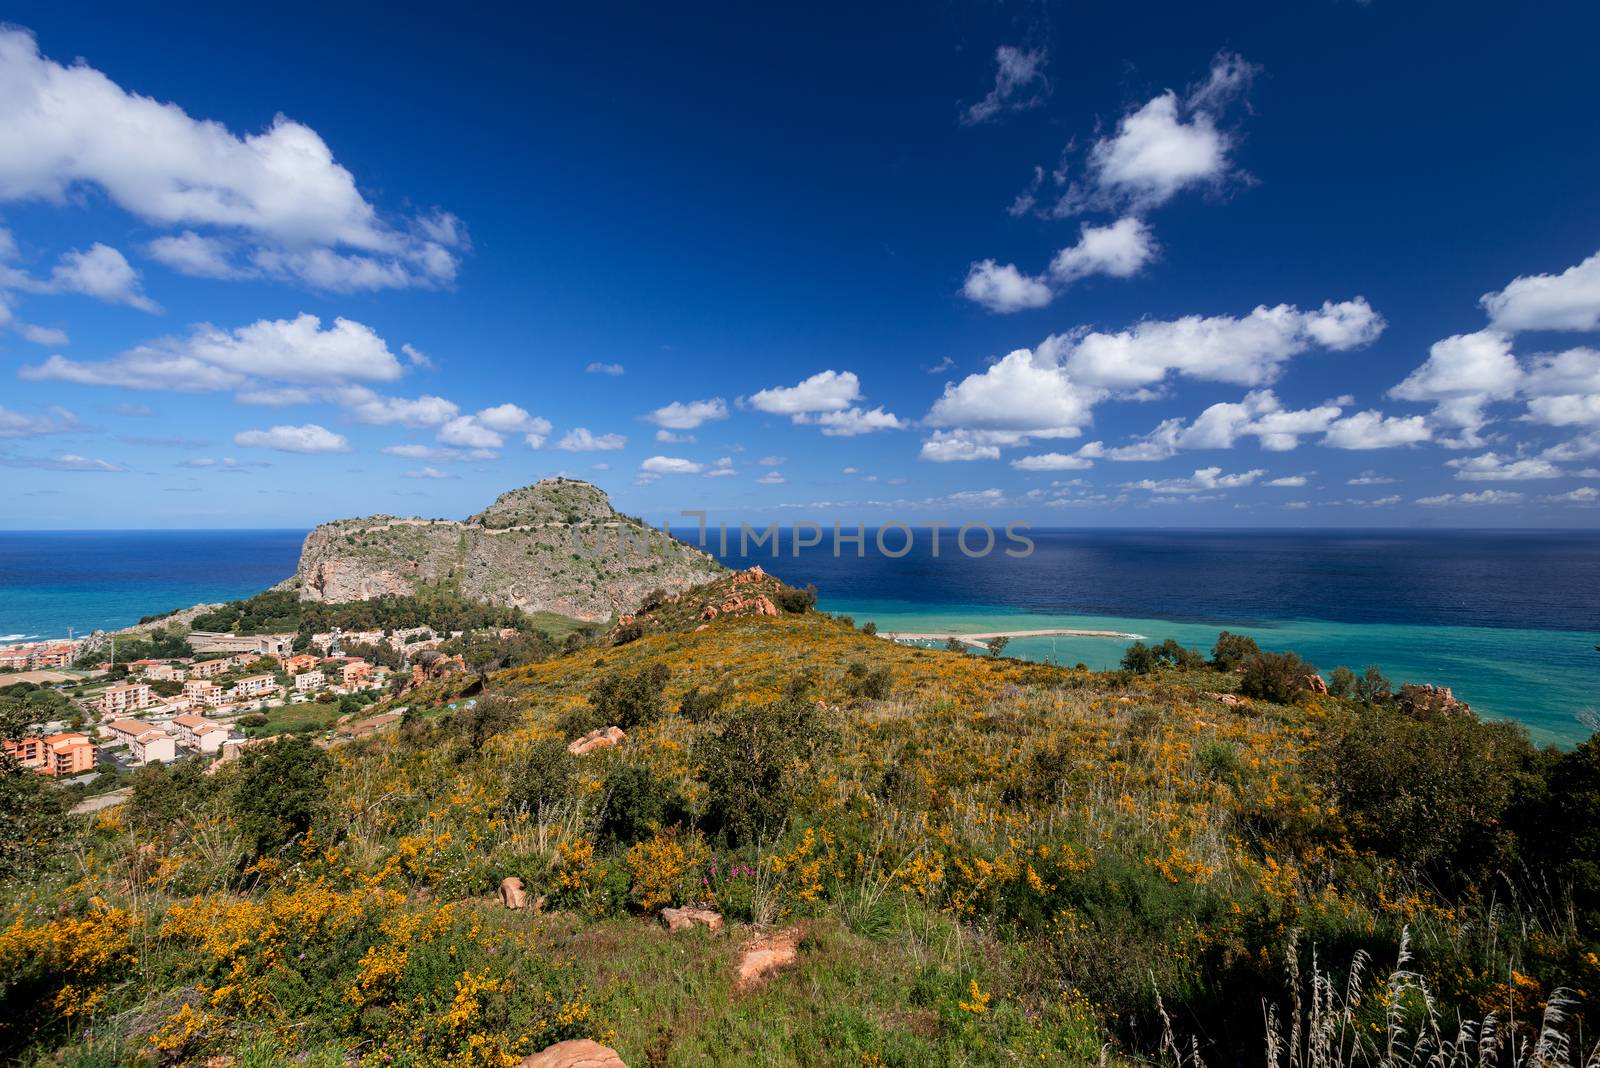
[
  {"x1": 293, "y1": 478, "x2": 722, "y2": 622},
  {"x1": 5, "y1": 596, "x2": 1598, "y2": 1067}
]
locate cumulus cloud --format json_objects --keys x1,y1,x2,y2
[
  {"x1": 585, "y1": 362, "x2": 625, "y2": 376},
  {"x1": 556, "y1": 428, "x2": 626, "y2": 451},
  {"x1": 380, "y1": 443, "x2": 496, "y2": 463},
  {"x1": 439, "y1": 405, "x2": 551, "y2": 450},
  {"x1": 647, "y1": 398, "x2": 728, "y2": 430},
  {"x1": 1417, "y1": 489, "x2": 1523, "y2": 506},
  {"x1": 1546, "y1": 486, "x2": 1599, "y2": 503},
  {"x1": 402, "y1": 466, "x2": 453, "y2": 480},
  {"x1": 20, "y1": 313, "x2": 403, "y2": 392},
  {"x1": 1265, "y1": 475, "x2": 1309, "y2": 487},
  {"x1": 1010, "y1": 452, "x2": 1094, "y2": 471},
  {"x1": 654, "y1": 429, "x2": 696, "y2": 444},
  {"x1": 960, "y1": 260, "x2": 1053, "y2": 314},
  {"x1": 1389, "y1": 330, "x2": 1521, "y2": 443},
  {"x1": 1124, "y1": 466, "x2": 1265, "y2": 493},
  {"x1": 919, "y1": 430, "x2": 1004, "y2": 463},
  {"x1": 0, "y1": 28, "x2": 466, "y2": 290},
  {"x1": 961, "y1": 45, "x2": 1048, "y2": 125},
  {"x1": 814, "y1": 407, "x2": 905, "y2": 436},
  {"x1": 1481, "y1": 250, "x2": 1600, "y2": 333},
  {"x1": 927, "y1": 349, "x2": 1096, "y2": 437},
  {"x1": 756, "y1": 470, "x2": 786, "y2": 485},
  {"x1": 1522, "y1": 347, "x2": 1600, "y2": 426},
  {"x1": 0, "y1": 452, "x2": 122, "y2": 472},
  {"x1": 1320, "y1": 410, "x2": 1432, "y2": 450},
  {"x1": 233, "y1": 423, "x2": 349, "y2": 454},
  {"x1": 748, "y1": 370, "x2": 860, "y2": 414},
  {"x1": 1445, "y1": 452, "x2": 1564, "y2": 481},
  {"x1": 1348, "y1": 470, "x2": 1396, "y2": 485},
  {"x1": 333, "y1": 387, "x2": 458, "y2": 427},
  {"x1": 639, "y1": 455, "x2": 703, "y2": 475}
]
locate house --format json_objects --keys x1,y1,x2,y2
[
  {"x1": 105, "y1": 718, "x2": 157, "y2": 746},
  {"x1": 187, "y1": 657, "x2": 232, "y2": 679},
  {"x1": 281, "y1": 654, "x2": 320, "y2": 676},
  {"x1": 183, "y1": 680, "x2": 227, "y2": 708},
  {"x1": 3, "y1": 732, "x2": 96, "y2": 777},
  {"x1": 30, "y1": 643, "x2": 77, "y2": 669},
  {"x1": 231, "y1": 674, "x2": 277, "y2": 699},
  {"x1": 339, "y1": 660, "x2": 371, "y2": 686},
  {"x1": 144, "y1": 662, "x2": 187, "y2": 682},
  {"x1": 170, "y1": 714, "x2": 230, "y2": 754},
  {"x1": 129, "y1": 728, "x2": 177, "y2": 765},
  {"x1": 294, "y1": 670, "x2": 325, "y2": 692},
  {"x1": 99, "y1": 683, "x2": 152, "y2": 718}
]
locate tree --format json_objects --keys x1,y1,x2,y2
[
  {"x1": 985, "y1": 636, "x2": 1010, "y2": 658},
  {"x1": 506, "y1": 736, "x2": 577, "y2": 814},
  {"x1": 231, "y1": 736, "x2": 331, "y2": 856},
  {"x1": 697, "y1": 686, "x2": 824, "y2": 846},
  {"x1": 1239, "y1": 651, "x2": 1316, "y2": 704},
  {"x1": 1121, "y1": 642, "x2": 1158, "y2": 674},
  {"x1": 459, "y1": 693, "x2": 521, "y2": 752},
  {"x1": 0, "y1": 758, "x2": 66, "y2": 884},
  {"x1": 1211, "y1": 631, "x2": 1260, "y2": 671},
  {"x1": 588, "y1": 662, "x2": 671, "y2": 730},
  {"x1": 944, "y1": 637, "x2": 967, "y2": 654}
]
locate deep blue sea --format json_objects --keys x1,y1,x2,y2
[{"x1": 1, "y1": 528, "x2": 1595, "y2": 746}]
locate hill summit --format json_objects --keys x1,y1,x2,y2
[{"x1": 293, "y1": 478, "x2": 722, "y2": 622}]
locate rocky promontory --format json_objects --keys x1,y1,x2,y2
[{"x1": 293, "y1": 479, "x2": 722, "y2": 622}]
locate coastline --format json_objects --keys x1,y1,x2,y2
[{"x1": 881, "y1": 627, "x2": 1146, "y2": 644}]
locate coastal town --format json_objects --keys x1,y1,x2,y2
[{"x1": 0, "y1": 623, "x2": 484, "y2": 790}]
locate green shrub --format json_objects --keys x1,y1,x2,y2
[
  {"x1": 598, "y1": 764, "x2": 681, "y2": 846},
  {"x1": 506, "y1": 736, "x2": 576, "y2": 813},
  {"x1": 1211, "y1": 630, "x2": 1260, "y2": 671},
  {"x1": 231, "y1": 735, "x2": 331, "y2": 857},
  {"x1": 843, "y1": 661, "x2": 892, "y2": 700},
  {"x1": 1239, "y1": 651, "x2": 1315, "y2": 703},
  {"x1": 677, "y1": 683, "x2": 730, "y2": 723},
  {"x1": 696, "y1": 688, "x2": 823, "y2": 847},
  {"x1": 588, "y1": 662, "x2": 670, "y2": 730},
  {"x1": 774, "y1": 585, "x2": 816, "y2": 613}
]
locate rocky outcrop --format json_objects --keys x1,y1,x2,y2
[
  {"x1": 499, "y1": 876, "x2": 527, "y2": 909},
  {"x1": 568, "y1": 726, "x2": 626, "y2": 755},
  {"x1": 661, "y1": 906, "x2": 724, "y2": 933},
  {"x1": 734, "y1": 926, "x2": 802, "y2": 992},
  {"x1": 1396, "y1": 683, "x2": 1472, "y2": 719},
  {"x1": 518, "y1": 1040, "x2": 627, "y2": 1068},
  {"x1": 293, "y1": 479, "x2": 722, "y2": 622}
]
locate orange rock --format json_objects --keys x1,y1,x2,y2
[
  {"x1": 518, "y1": 1040, "x2": 627, "y2": 1068},
  {"x1": 661, "y1": 906, "x2": 724, "y2": 933},
  {"x1": 568, "y1": 726, "x2": 626, "y2": 755},
  {"x1": 499, "y1": 876, "x2": 527, "y2": 909},
  {"x1": 735, "y1": 926, "x2": 802, "y2": 991},
  {"x1": 1305, "y1": 673, "x2": 1330, "y2": 695}
]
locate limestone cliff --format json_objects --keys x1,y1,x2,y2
[{"x1": 293, "y1": 479, "x2": 723, "y2": 622}]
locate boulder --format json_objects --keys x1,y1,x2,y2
[
  {"x1": 499, "y1": 876, "x2": 527, "y2": 910},
  {"x1": 568, "y1": 726, "x2": 626, "y2": 755},
  {"x1": 661, "y1": 906, "x2": 724, "y2": 934},
  {"x1": 735, "y1": 926, "x2": 802, "y2": 991},
  {"x1": 1304, "y1": 674, "x2": 1330, "y2": 695},
  {"x1": 1395, "y1": 683, "x2": 1471, "y2": 719},
  {"x1": 518, "y1": 1039, "x2": 627, "y2": 1068}
]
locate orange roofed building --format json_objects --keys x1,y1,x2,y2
[{"x1": 4, "y1": 732, "x2": 97, "y2": 777}]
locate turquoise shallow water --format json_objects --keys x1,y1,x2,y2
[{"x1": 817, "y1": 596, "x2": 1598, "y2": 748}]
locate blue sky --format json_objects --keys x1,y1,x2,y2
[{"x1": 1, "y1": 1, "x2": 1598, "y2": 529}]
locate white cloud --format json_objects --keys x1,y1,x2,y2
[
  {"x1": 0, "y1": 452, "x2": 122, "y2": 472},
  {"x1": 556, "y1": 428, "x2": 626, "y2": 451},
  {"x1": 1321, "y1": 410, "x2": 1432, "y2": 450},
  {"x1": 961, "y1": 260, "x2": 1053, "y2": 313},
  {"x1": 1011, "y1": 452, "x2": 1094, "y2": 471},
  {"x1": 748, "y1": 370, "x2": 861, "y2": 414},
  {"x1": 401, "y1": 343, "x2": 432, "y2": 369},
  {"x1": 380, "y1": 443, "x2": 496, "y2": 462},
  {"x1": 333, "y1": 387, "x2": 458, "y2": 427},
  {"x1": 756, "y1": 470, "x2": 786, "y2": 485},
  {"x1": 16, "y1": 321, "x2": 67, "y2": 346},
  {"x1": 758, "y1": 455, "x2": 785, "y2": 466},
  {"x1": 1124, "y1": 466, "x2": 1265, "y2": 493},
  {"x1": 403, "y1": 466, "x2": 453, "y2": 480},
  {"x1": 654, "y1": 429, "x2": 696, "y2": 444},
  {"x1": 640, "y1": 455, "x2": 703, "y2": 475},
  {"x1": 44, "y1": 244, "x2": 158, "y2": 311},
  {"x1": 962, "y1": 45, "x2": 1048, "y2": 125},
  {"x1": 1445, "y1": 452, "x2": 1563, "y2": 481},
  {"x1": 1348, "y1": 470, "x2": 1396, "y2": 485},
  {"x1": 919, "y1": 430, "x2": 1003, "y2": 463},
  {"x1": 647, "y1": 398, "x2": 728, "y2": 429},
  {"x1": 0, "y1": 404, "x2": 78, "y2": 438},
  {"x1": 1481, "y1": 250, "x2": 1600, "y2": 333},
  {"x1": 437, "y1": 405, "x2": 551, "y2": 450},
  {"x1": 20, "y1": 313, "x2": 402, "y2": 391},
  {"x1": 1063, "y1": 299, "x2": 1384, "y2": 389},
  {"x1": 1522, "y1": 347, "x2": 1600, "y2": 426},
  {"x1": 927, "y1": 348, "x2": 1096, "y2": 436},
  {"x1": 1049, "y1": 217, "x2": 1158, "y2": 285},
  {"x1": 0, "y1": 29, "x2": 464, "y2": 290},
  {"x1": 814, "y1": 406, "x2": 905, "y2": 436},
  {"x1": 585, "y1": 361, "x2": 625, "y2": 376},
  {"x1": 233, "y1": 423, "x2": 349, "y2": 454},
  {"x1": 1545, "y1": 486, "x2": 1599, "y2": 503},
  {"x1": 1265, "y1": 475, "x2": 1309, "y2": 487},
  {"x1": 704, "y1": 456, "x2": 737, "y2": 478},
  {"x1": 146, "y1": 231, "x2": 245, "y2": 279},
  {"x1": 1417, "y1": 489, "x2": 1523, "y2": 506},
  {"x1": 1084, "y1": 390, "x2": 1345, "y2": 460},
  {"x1": 1389, "y1": 330, "x2": 1521, "y2": 442}
]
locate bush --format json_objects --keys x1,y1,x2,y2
[
  {"x1": 456, "y1": 694, "x2": 520, "y2": 751},
  {"x1": 598, "y1": 764, "x2": 682, "y2": 846},
  {"x1": 231, "y1": 736, "x2": 331, "y2": 856},
  {"x1": 1122, "y1": 639, "x2": 1205, "y2": 674},
  {"x1": 697, "y1": 687, "x2": 824, "y2": 847},
  {"x1": 1210, "y1": 630, "x2": 1260, "y2": 671},
  {"x1": 860, "y1": 621, "x2": 878, "y2": 636},
  {"x1": 774, "y1": 584, "x2": 817, "y2": 613},
  {"x1": 0, "y1": 760, "x2": 66, "y2": 884},
  {"x1": 127, "y1": 761, "x2": 214, "y2": 837},
  {"x1": 1120, "y1": 642, "x2": 1157, "y2": 674},
  {"x1": 506, "y1": 736, "x2": 576, "y2": 814},
  {"x1": 588, "y1": 662, "x2": 670, "y2": 730},
  {"x1": 678, "y1": 684, "x2": 729, "y2": 723},
  {"x1": 843, "y1": 660, "x2": 892, "y2": 700},
  {"x1": 1238, "y1": 651, "x2": 1315, "y2": 704}
]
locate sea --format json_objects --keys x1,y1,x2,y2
[{"x1": 1, "y1": 528, "x2": 1595, "y2": 747}]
